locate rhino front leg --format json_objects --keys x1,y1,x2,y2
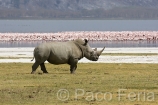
[
  {"x1": 70, "y1": 64, "x2": 77, "y2": 74},
  {"x1": 69, "y1": 58, "x2": 78, "y2": 74},
  {"x1": 40, "y1": 63, "x2": 48, "y2": 73}
]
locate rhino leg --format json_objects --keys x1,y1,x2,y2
[
  {"x1": 40, "y1": 63, "x2": 48, "y2": 73},
  {"x1": 70, "y1": 64, "x2": 77, "y2": 74},
  {"x1": 69, "y1": 57, "x2": 78, "y2": 74},
  {"x1": 31, "y1": 61, "x2": 40, "y2": 74}
]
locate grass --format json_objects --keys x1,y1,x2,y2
[{"x1": 0, "y1": 63, "x2": 157, "y2": 105}]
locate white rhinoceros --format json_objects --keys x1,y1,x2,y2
[{"x1": 31, "y1": 39, "x2": 105, "y2": 74}]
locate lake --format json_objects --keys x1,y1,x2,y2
[
  {"x1": 0, "y1": 40, "x2": 157, "y2": 48},
  {"x1": 0, "y1": 20, "x2": 158, "y2": 47},
  {"x1": 0, "y1": 20, "x2": 158, "y2": 32}
]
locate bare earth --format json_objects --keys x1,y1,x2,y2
[{"x1": 0, "y1": 47, "x2": 158, "y2": 63}]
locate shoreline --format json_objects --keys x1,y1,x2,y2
[{"x1": 0, "y1": 47, "x2": 158, "y2": 63}]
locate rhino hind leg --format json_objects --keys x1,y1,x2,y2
[
  {"x1": 40, "y1": 63, "x2": 48, "y2": 73},
  {"x1": 31, "y1": 61, "x2": 40, "y2": 74}
]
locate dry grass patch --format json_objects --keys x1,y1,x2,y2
[{"x1": 0, "y1": 63, "x2": 157, "y2": 105}]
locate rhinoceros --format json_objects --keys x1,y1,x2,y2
[{"x1": 31, "y1": 39, "x2": 105, "y2": 74}]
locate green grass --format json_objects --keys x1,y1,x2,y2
[{"x1": 0, "y1": 63, "x2": 157, "y2": 105}]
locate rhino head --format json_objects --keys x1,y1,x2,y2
[
  {"x1": 89, "y1": 47, "x2": 105, "y2": 61},
  {"x1": 81, "y1": 39, "x2": 105, "y2": 61},
  {"x1": 85, "y1": 47, "x2": 105, "y2": 61}
]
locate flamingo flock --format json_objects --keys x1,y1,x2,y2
[{"x1": 0, "y1": 31, "x2": 158, "y2": 41}]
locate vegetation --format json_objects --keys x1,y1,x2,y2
[{"x1": 0, "y1": 63, "x2": 157, "y2": 105}]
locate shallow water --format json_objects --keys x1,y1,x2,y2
[{"x1": 0, "y1": 40, "x2": 157, "y2": 48}]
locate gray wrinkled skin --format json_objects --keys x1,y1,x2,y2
[{"x1": 31, "y1": 39, "x2": 105, "y2": 74}]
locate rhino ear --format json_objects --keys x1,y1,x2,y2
[{"x1": 84, "y1": 39, "x2": 88, "y2": 45}]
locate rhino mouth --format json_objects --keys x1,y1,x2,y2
[{"x1": 92, "y1": 57, "x2": 99, "y2": 61}]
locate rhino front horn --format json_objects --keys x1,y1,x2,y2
[{"x1": 97, "y1": 47, "x2": 105, "y2": 56}]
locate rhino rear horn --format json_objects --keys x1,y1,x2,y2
[{"x1": 94, "y1": 48, "x2": 97, "y2": 51}]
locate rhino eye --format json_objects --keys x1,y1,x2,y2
[
  {"x1": 90, "y1": 52, "x2": 93, "y2": 56},
  {"x1": 90, "y1": 51, "x2": 94, "y2": 56}
]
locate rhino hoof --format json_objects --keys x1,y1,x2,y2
[
  {"x1": 31, "y1": 71, "x2": 35, "y2": 74},
  {"x1": 70, "y1": 71, "x2": 75, "y2": 74},
  {"x1": 43, "y1": 70, "x2": 48, "y2": 74},
  {"x1": 43, "y1": 72, "x2": 48, "y2": 74}
]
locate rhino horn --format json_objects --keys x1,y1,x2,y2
[{"x1": 97, "y1": 47, "x2": 105, "y2": 56}]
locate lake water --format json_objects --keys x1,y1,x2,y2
[
  {"x1": 1, "y1": 20, "x2": 158, "y2": 32},
  {"x1": 0, "y1": 20, "x2": 158, "y2": 47},
  {"x1": 0, "y1": 40, "x2": 157, "y2": 48}
]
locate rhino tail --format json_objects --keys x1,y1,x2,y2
[
  {"x1": 31, "y1": 57, "x2": 34, "y2": 61},
  {"x1": 31, "y1": 51, "x2": 35, "y2": 61}
]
